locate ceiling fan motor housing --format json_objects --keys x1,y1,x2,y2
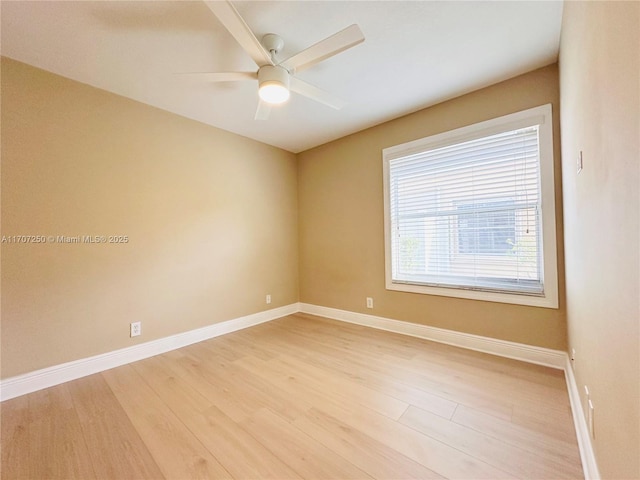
[{"x1": 259, "y1": 65, "x2": 290, "y2": 88}]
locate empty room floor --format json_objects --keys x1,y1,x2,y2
[{"x1": 1, "y1": 313, "x2": 583, "y2": 479}]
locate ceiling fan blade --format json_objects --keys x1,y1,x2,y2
[
  {"x1": 176, "y1": 72, "x2": 257, "y2": 82},
  {"x1": 203, "y1": 0, "x2": 274, "y2": 67},
  {"x1": 289, "y1": 77, "x2": 346, "y2": 110},
  {"x1": 254, "y1": 99, "x2": 272, "y2": 120},
  {"x1": 280, "y1": 24, "x2": 364, "y2": 74}
]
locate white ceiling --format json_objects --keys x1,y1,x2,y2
[{"x1": 1, "y1": 1, "x2": 563, "y2": 153}]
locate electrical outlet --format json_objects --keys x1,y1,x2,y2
[
  {"x1": 130, "y1": 321, "x2": 141, "y2": 337},
  {"x1": 266, "y1": 294, "x2": 271, "y2": 304},
  {"x1": 366, "y1": 297, "x2": 373, "y2": 309}
]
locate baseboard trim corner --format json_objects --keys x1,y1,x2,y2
[
  {"x1": 564, "y1": 355, "x2": 601, "y2": 480},
  {"x1": 0, "y1": 303, "x2": 299, "y2": 402},
  {"x1": 299, "y1": 303, "x2": 566, "y2": 369}
]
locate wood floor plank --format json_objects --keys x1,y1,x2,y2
[
  {"x1": 1, "y1": 395, "x2": 32, "y2": 480},
  {"x1": 292, "y1": 406, "x2": 446, "y2": 479},
  {"x1": 452, "y1": 404, "x2": 583, "y2": 474},
  {"x1": 400, "y1": 405, "x2": 577, "y2": 479},
  {"x1": 157, "y1": 350, "x2": 258, "y2": 422},
  {"x1": 240, "y1": 407, "x2": 373, "y2": 479},
  {"x1": 378, "y1": 354, "x2": 516, "y2": 420},
  {"x1": 232, "y1": 354, "x2": 352, "y2": 420},
  {"x1": 258, "y1": 321, "x2": 514, "y2": 421},
  {"x1": 183, "y1": 335, "x2": 248, "y2": 363},
  {"x1": 269, "y1": 353, "x2": 410, "y2": 420},
  {"x1": 288, "y1": 317, "x2": 568, "y2": 415},
  {"x1": 217, "y1": 331, "x2": 280, "y2": 361},
  {"x1": 233, "y1": 354, "x2": 513, "y2": 479},
  {"x1": 511, "y1": 402, "x2": 579, "y2": 444},
  {"x1": 67, "y1": 374, "x2": 165, "y2": 479},
  {"x1": 22, "y1": 385, "x2": 97, "y2": 479},
  {"x1": 306, "y1": 406, "x2": 516, "y2": 479},
  {"x1": 102, "y1": 365, "x2": 232, "y2": 480},
  {"x1": 291, "y1": 314, "x2": 420, "y2": 360},
  {"x1": 132, "y1": 356, "x2": 303, "y2": 480},
  {"x1": 237, "y1": 350, "x2": 411, "y2": 423},
  {"x1": 319, "y1": 358, "x2": 459, "y2": 420},
  {"x1": 405, "y1": 351, "x2": 570, "y2": 409},
  {"x1": 242, "y1": 322, "x2": 459, "y2": 419},
  {"x1": 179, "y1": 346, "x2": 313, "y2": 422}
]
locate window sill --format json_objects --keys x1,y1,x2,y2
[{"x1": 386, "y1": 280, "x2": 558, "y2": 309}]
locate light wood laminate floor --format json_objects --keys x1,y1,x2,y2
[{"x1": 1, "y1": 313, "x2": 584, "y2": 479}]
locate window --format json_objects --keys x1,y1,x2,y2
[
  {"x1": 383, "y1": 104, "x2": 558, "y2": 308},
  {"x1": 457, "y1": 200, "x2": 516, "y2": 255}
]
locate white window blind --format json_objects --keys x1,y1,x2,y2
[
  {"x1": 388, "y1": 125, "x2": 544, "y2": 296},
  {"x1": 383, "y1": 104, "x2": 558, "y2": 308}
]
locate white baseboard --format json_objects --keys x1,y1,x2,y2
[
  {"x1": 564, "y1": 355, "x2": 601, "y2": 480},
  {"x1": 0, "y1": 303, "x2": 300, "y2": 402},
  {"x1": 299, "y1": 303, "x2": 566, "y2": 369}
]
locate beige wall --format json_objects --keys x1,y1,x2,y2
[
  {"x1": 559, "y1": 2, "x2": 640, "y2": 478},
  {"x1": 298, "y1": 64, "x2": 567, "y2": 350},
  {"x1": 0, "y1": 60, "x2": 569, "y2": 378},
  {"x1": 1, "y1": 57, "x2": 299, "y2": 378}
]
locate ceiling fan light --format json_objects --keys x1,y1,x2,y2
[
  {"x1": 258, "y1": 65, "x2": 290, "y2": 104},
  {"x1": 259, "y1": 83, "x2": 290, "y2": 104}
]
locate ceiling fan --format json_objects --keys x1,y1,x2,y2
[{"x1": 192, "y1": 1, "x2": 365, "y2": 120}]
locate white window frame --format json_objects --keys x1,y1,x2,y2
[{"x1": 382, "y1": 104, "x2": 558, "y2": 308}]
